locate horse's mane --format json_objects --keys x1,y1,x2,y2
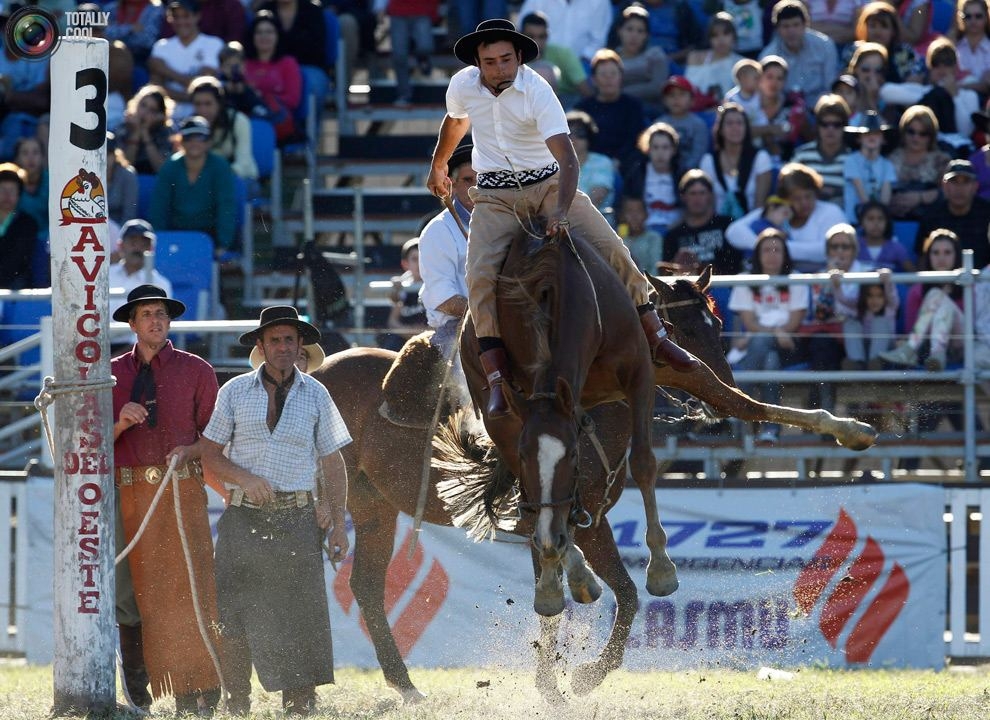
[{"x1": 498, "y1": 241, "x2": 559, "y2": 377}]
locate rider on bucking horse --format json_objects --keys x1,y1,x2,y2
[{"x1": 427, "y1": 18, "x2": 700, "y2": 419}]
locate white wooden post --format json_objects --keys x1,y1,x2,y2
[{"x1": 49, "y1": 37, "x2": 115, "y2": 714}]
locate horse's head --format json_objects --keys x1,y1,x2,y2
[
  {"x1": 508, "y1": 376, "x2": 580, "y2": 558},
  {"x1": 647, "y1": 266, "x2": 735, "y2": 385}
]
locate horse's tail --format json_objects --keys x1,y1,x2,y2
[{"x1": 433, "y1": 408, "x2": 518, "y2": 541}]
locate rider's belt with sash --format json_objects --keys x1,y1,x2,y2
[
  {"x1": 477, "y1": 162, "x2": 558, "y2": 189},
  {"x1": 116, "y1": 460, "x2": 201, "y2": 486},
  {"x1": 229, "y1": 488, "x2": 314, "y2": 511}
]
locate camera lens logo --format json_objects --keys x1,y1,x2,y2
[{"x1": 4, "y1": 7, "x2": 61, "y2": 61}]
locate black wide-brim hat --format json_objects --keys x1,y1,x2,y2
[
  {"x1": 453, "y1": 19, "x2": 539, "y2": 66},
  {"x1": 845, "y1": 110, "x2": 891, "y2": 134},
  {"x1": 239, "y1": 305, "x2": 321, "y2": 346},
  {"x1": 447, "y1": 140, "x2": 473, "y2": 176},
  {"x1": 113, "y1": 284, "x2": 186, "y2": 323}
]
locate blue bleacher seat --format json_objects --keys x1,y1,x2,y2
[
  {"x1": 249, "y1": 118, "x2": 276, "y2": 180},
  {"x1": 893, "y1": 220, "x2": 919, "y2": 266},
  {"x1": 930, "y1": 0, "x2": 955, "y2": 33},
  {"x1": 153, "y1": 231, "x2": 216, "y2": 321},
  {"x1": 137, "y1": 174, "x2": 156, "y2": 220},
  {"x1": 0, "y1": 298, "x2": 51, "y2": 371}
]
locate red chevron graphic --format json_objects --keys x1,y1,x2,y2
[
  {"x1": 845, "y1": 563, "x2": 910, "y2": 663},
  {"x1": 794, "y1": 508, "x2": 911, "y2": 664},
  {"x1": 819, "y1": 537, "x2": 884, "y2": 647},
  {"x1": 793, "y1": 508, "x2": 856, "y2": 613},
  {"x1": 331, "y1": 528, "x2": 450, "y2": 657}
]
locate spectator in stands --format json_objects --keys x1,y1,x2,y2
[
  {"x1": 148, "y1": 0, "x2": 224, "y2": 121},
  {"x1": 638, "y1": 0, "x2": 702, "y2": 69},
  {"x1": 419, "y1": 141, "x2": 473, "y2": 360},
  {"x1": 841, "y1": 2, "x2": 923, "y2": 84},
  {"x1": 728, "y1": 162, "x2": 847, "y2": 271},
  {"x1": 728, "y1": 227, "x2": 809, "y2": 445},
  {"x1": 882, "y1": 228, "x2": 965, "y2": 370},
  {"x1": 656, "y1": 75, "x2": 709, "y2": 173},
  {"x1": 566, "y1": 111, "x2": 615, "y2": 215},
  {"x1": 118, "y1": 85, "x2": 176, "y2": 175},
  {"x1": 624, "y1": 121, "x2": 682, "y2": 235},
  {"x1": 898, "y1": 0, "x2": 937, "y2": 49},
  {"x1": 108, "y1": 219, "x2": 175, "y2": 320},
  {"x1": 386, "y1": 0, "x2": 438, "y2": 107},
  {"x1": 722, "y1": 0, "x2": 765, "y2": 57},
  {"x1": 792, "y1": 93, "x2": 853, "y2": 209},
  {"x1": 843, "y1": 269, "x2": 900, "y2": 370},
  {"x1": 517, "y1": 0, "x2": 612, "y2": 64},
  {"x1": 974, "y1": 261, "x2": 990, "y2": 369},
  {"x1": 74, "y1": 2, "x2": 133, "y2": 134},
  {"x1": 843, "y1": 110, "x2": 897, "y2": 223},
  {"x1": 881, "y1": 37, "x2": 980, "y2": 139},
  {"x1": 574, "y1": 49, "x2": 648, "y2": 175},
  {"x1": 759, "y1": 0, "x2": 838, "y2": 106},
  {"x1": 0, "y1": 163, "x2": 41, "y2": 289},
  {"x1": 613, "y1": 4, "x2": 669, "y2": 112},
  {"x1": 148, "y1": 115, "x2": 237, "y2": 259},
  {"x1": 831, "y1": 73, "x2": 862, "y2": 122},
  {"x1": 748, "y1": 194, "x2": 792, "y2": 239},
  {"x1": 807, "y1": 0, "x2": 863, "y2": 47},
  {"x1": 971, "y1": 108, "x2": 990, "y2": 198},
  {"x1": 244, "y1": 11, "x2": 304, "y2": 145},
  {"x1": 189, "y1": 76, "x2": 259, "y2": 183},
  {"x1": 256, "y1": 0, "x2": 329, "y2": 115},
  {"x1": 106, "y1": 132, "x2": 139, "y2": 226},
  {"x1": 217, "y1": 42, "x2": 270, "y2": 119},
  {"x1": 724, "y1": 59, "x2": 762, "y2": 120},
  {"x1": 160, "y1": 0, "x2": 245, "y2": 42},
  {"x1": 750, "y1": 55, "x2": 804, "y2": 166},
  {"x1": 846, "y1": 42, "x2": 889, "y2": 126},
  {"x1": 618, "y1": 196, "x2": 663, "y2": 273},
  {"x1": 686, "y1": 12, "x2": 744, "y2": 102},
  {"x1": 915, "y1": 158, "x2": 990, "y2": 267},
  {"x1": 700, "y1": 102, "x2": 772, "y2": 220},
  {"x1": 888, "y1": 104, "x2": 950, "y2": 219},
  {"x1": 949, "y1": 0, "x2": 990, "y2": 96},
  {"x1": 104, "y1": 0, "x2": 166, "y2": 66},
  {"x1": 855, "y1": 199, "x2": 916, "y2": 271},
  {"x1": 0, "y1": 13, "x2": 51, "y2": 161},
  {"x1": 662, "y1": 169, "x2": 742, "y2": 275},
  {"x1": 522, "y1": 12, "x2": 593, "y2": 107},
  {"x1": 13, "y1": 136, "x2": 47, "y2": 234},
  {"x1": 378, "y1": 238, "x2": 427, "y2": 351}
]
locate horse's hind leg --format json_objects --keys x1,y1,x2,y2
[
  {"x1": 570, "y1": 518, "x2": 638, "y2": 696},
  {"x1": 561, "y1": 535, "x2": 602, "y2": 604},
  {"x1": 348, "y1": 472, "x2": 426, "y2": 703}
]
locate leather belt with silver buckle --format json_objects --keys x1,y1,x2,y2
[
  {"x1": 229, "y1": 488, "x2": 314, "y2": 511},
  {"x1": 116, "y1": 461, "x2": 201, "y2": 486}
]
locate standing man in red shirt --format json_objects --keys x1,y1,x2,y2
[{"x1": 112, "y1": 284, "x2": 222, "y2": 714}]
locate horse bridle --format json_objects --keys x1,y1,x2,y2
[{"x1": 656, "y1": 296, "x2": 704, "y2": 325}]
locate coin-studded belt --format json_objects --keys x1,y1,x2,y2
[
  {"x1": 228, "y1": 488, "x2": 314, "y2": 511},
  {"x1": 477, "y1": 162, "x2": 558, "y2": 189},
  {"x1": 116, "y1": 460, "x2": 201, "y2": 486}
]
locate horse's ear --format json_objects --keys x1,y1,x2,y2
[
  {"x1": 554, "y1": 376, "x2": 574, "y2": 418},
  {"x1": 645, "y1": 273, "x2": 670, "y2": 303},
  {"x1": 696, "y1": 265, "x2": 713, "y2": 294}
]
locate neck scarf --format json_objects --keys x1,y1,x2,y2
[
  {"x1": 130, "y1": 362, "x2": 157, "y2": 427},
  {"x1": 262, "y1": 367, "x2": 294, "y2": 427}
]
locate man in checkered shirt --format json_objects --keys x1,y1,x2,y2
[{"x1": 201, "y1": 305, "x2": 350, "y2": 716}]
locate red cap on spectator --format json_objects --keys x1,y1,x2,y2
[{"x1": 662, "y1": 76, "x2": 695, "y2": 96}]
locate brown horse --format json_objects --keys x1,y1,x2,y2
[
  {"x1": 457, "y1": 225, "x2": 675, "y2": 617},
  {"x1": 311, "y1": 270, "x2": 878, "y2": 703}
]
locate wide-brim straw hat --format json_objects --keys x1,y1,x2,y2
[
  {"x1": 453, "y1": 19, "x2": 539, "y2": 66},
  {"x1": 239, "y1": 305, "x2": 321, "y2": 346},
  {"x1": 112, "y1": 284, "x2": 185, "y2": 323},
  {"x1": 249, "y1": 342, "x2": 325, "y2": 374}
]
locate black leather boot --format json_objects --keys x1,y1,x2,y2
[
  {"x1": 478, "y1": 347, "x2": 512, "y2": 418},
  {"x1": 219, "y1": 634, "x2": 253, "y2": 716},
  {"x1": 640, "y1": 309, "x2": 700, "y2": 372},
  {"x1": 118, "y1": 624, "x2": 152, "y2": 711}
]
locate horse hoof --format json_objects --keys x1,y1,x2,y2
[
  {"x1": 568, "y1": 576, "x2": 602, "y2": 604},
  {"x1": 646, "y1": 557, "x2": 679, "y2": 597},
  {"x1": 844, "y1": 422, "x2": 878, "y2": 450},
  {"x1": 535, "y1": 678, "x2": 567, "y2": 706},
  {"x1": 534, "y1": 591, "x2": 565, "y2": 617},
  {"x1": 571, "y1": 662, "x2": 607, "y2": 696},
  {"x1": 398, "y1": 687, "x2": 428, "y2": 704}
]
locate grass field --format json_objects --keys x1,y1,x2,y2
[{"x1": 1, "y1": 662, "x2": 989, "y2": 719}]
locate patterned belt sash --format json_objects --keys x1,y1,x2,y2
[
  {"x1": 229, "y1": 488, "x2": 315, "y2": 511},
  {"x1": 477, "y1": 162, "x2": 558, "y2": 189},
  {"x1": 116, "y1": 460, "x2": 201, "y2": 486}
]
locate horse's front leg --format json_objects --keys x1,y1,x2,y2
[
  {"x1": 534, "y1": 541, "x2": 566, "y2": 617},
  {"x1": 561, "y1": 534, "x2": 602, "y2": 605}
]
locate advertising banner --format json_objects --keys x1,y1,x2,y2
[{"x1": 318, "y1": 484, "x2": 946, "y2": 670}]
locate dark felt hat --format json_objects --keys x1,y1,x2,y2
[
  {"x1": 447, "y1": 141, "x2": 473, "y2": 175},
  {"x1": 943, "y1": 159, "x2": 977, "y2": 181},
  {"x1": 453, "y1": 19, "x2": 539, "y2": 66},
  {"x1": 113, "y1": 284, "x2": 186, "y2": 323},
  {"x1": 845, "y1": 110, "x2": 891, "y2": 134},
  {"x1": 239, "y1": 305, "x2": 321, "y2": 346}
]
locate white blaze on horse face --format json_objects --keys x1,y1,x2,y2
[{"x1": 536, "y1": 434, "x2": 566, "y2": 549}]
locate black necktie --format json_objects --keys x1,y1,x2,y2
[
  {"x1": 262, "y1": 368, "x2": 293, "y2": 427},
  {"x1": 130, "y1": 362, "x2": 157, "y2": 427}
]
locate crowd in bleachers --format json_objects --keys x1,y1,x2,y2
[{"x1": 1, "y1": 0, "x2": 990, "y2": 442}]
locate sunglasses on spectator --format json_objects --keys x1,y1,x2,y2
[
  {"x1": 904, "y1": 127, "x2": 932, "y2": 137},
  {"x1": 858, "y1": 65, "x2": 884, "y2": 74},
  {"x1": 819, "y1": 120, "x2": 844, "y2": 129},
  {"x1": 931, "y1": 58, "x2": 956, "y2": 67}
]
